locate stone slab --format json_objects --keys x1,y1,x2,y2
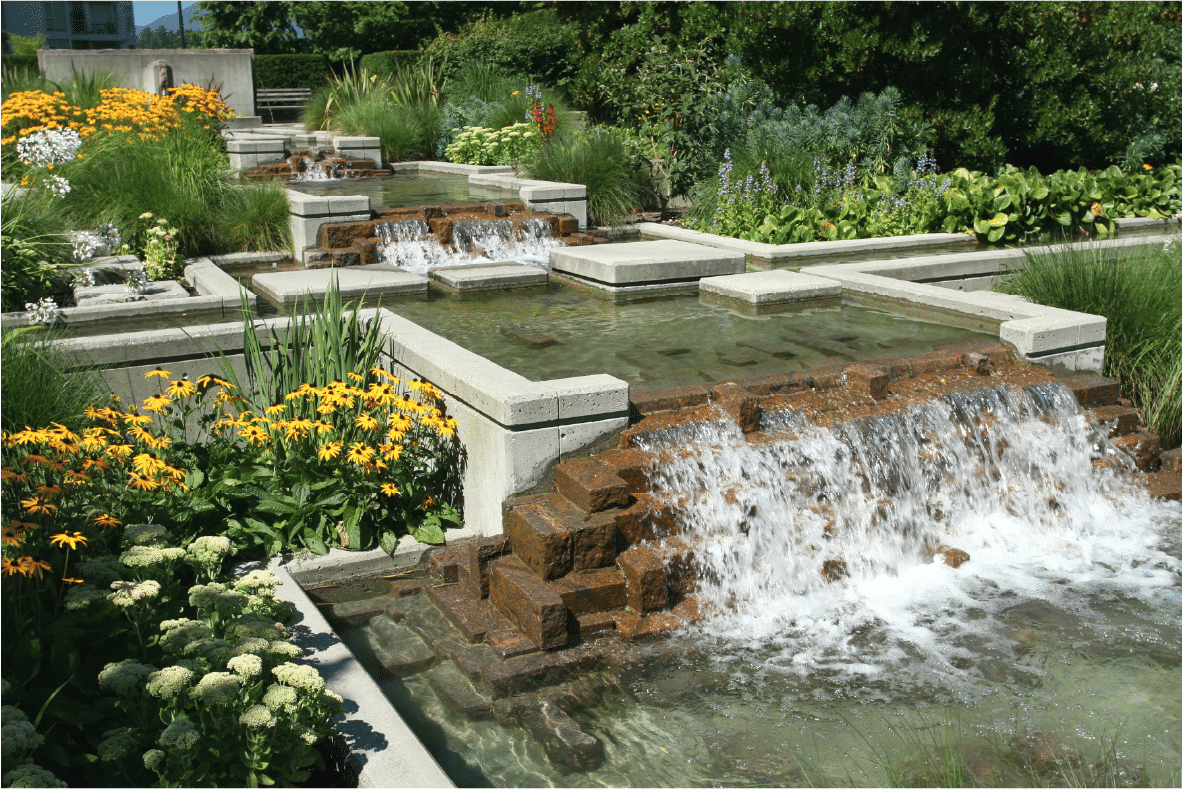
[
  {"x1": 550, "y1": 240, "x2": 744, "y2": 285},
  {"x1": 699, "y1": 269, "x2": 842, "y2": 305},
  {"x1": 430, "y1": 262, "x2": 548, "y2": 292},
  {"x1": 73, "y1": 280, "x2": 189, "y2": 306},
  {"x1": 251, "y1": 266, "x2": 427, "y2": 304}
]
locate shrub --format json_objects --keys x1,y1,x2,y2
[
  {"x1": 525, "y1": 127, "x2": 652, "y2": 226},
  {"x1": 0, "y1": 328, "x2": 109, "y2": 434},
  {"x1": 253, "y1": 53, "x2": 330, "y2": 89},
  {"x1": 330, "y1": 95, "x2": 431, "y2": 163},
  {"x1": 358, "y1": 50, "x2": 424, "y2": 79},
  {"x1": 426, "y1": 10, "x2": 579, "y2": 94},
  {"x1": 215, "y1": 181, "x2": 293, "y2": 253},
  {"x1": 446, "y1": 122, "x2": 541, "y2": 166}
]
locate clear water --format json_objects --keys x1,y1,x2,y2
[
  {"x1": 383, "y1": 284, "x2": 991, "y2": 385},
  {"x1": 287, "y1": 172, "x2": 517, "y2": 207},
  {"x1": 330, "y1": 383, "x2": 1182, "y2": 787}
]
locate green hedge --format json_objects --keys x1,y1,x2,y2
[
  {"x1": 358, "y1": 50, "x2": 424, "y2": 79},
  {"x1": 1, "y1": 54, "x2": 39, "y2": 72},
  {"x1": 254, "y1": 53, "x2": 330, "y2": 89}
]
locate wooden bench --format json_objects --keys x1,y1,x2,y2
[{"x1": 255, "y1": 88, "x2": 313, "y2": 122}]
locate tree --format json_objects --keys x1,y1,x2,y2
[{"x1": 8, "y1": 33, "x2": 47, "y2": 57}]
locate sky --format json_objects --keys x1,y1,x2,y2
[{"x1": 132, "y1": 1, "x2": 192, "y2": 31}]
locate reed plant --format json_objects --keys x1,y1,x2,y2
[
  {"x1": 996, "y1": 238, "x2": 1182, "y2": 446},
  {"x1": 0, "y1": 328, "x2": 109, "y2": 433},
  {"x1": 525, "y1": 127, "x2": 652, "y2": 225},
  {"x1": 330, "y1": 95, "x2": 437, "y2": 162},
  {"x1": 215, "y1": 181, "x2": 293, "y2": 253}
]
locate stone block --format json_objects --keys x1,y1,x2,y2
[
  {"x1": 428, "y1": 545, "x2": 463, "y2": 583},
  {"x1": 493, "y1": 696, "x2": 604, "y2": 774},
  {"x1": 612, "y1": 610, "x2": 684, "y2": 640},
  {"x1": 1088, "y1": 405, "x2": 1141, "y2": 438},
  {"x1": 550, "y1": 240, "x2": 744, "y2": 285},
  {"x1": 477, "y1": 643, "x2": 601, "y2": 698},
  {"x1": 486, "y1": 629, "x2": 540, "y2": 659},
  {"x1": 1161, "y1": 447, "x2": 1182, "y2": 474},
  {"x1": 629, "y1": 384, "x2": 710, "y2": 415},
  {"x1": 328, "y1": 596, "x2": 393, "y2": 626},
  {"x1": 710, "y1": 382, "x2": 761, "y2": 433},
  {"x1": 430, "y1": 263, "x2": 548, "y2": 293},
  {"x1": 506, "y1": 502, "x2": 572, "y2": 580},
  {"x1": 699, "y1": 269, "x2": 841, "y2": 305},
  {"x1": 303, "y1": 248, "x2": 331, "y2": 268},
  {"x1": 551, "y1": 567, "x2": 628, "y2": 615},
  {"x1": 319, "y1": 220, "x2": 376, "y2": 249},
  {"x1": 1064, "y1": 374, "x2": 1121, "y2": 407},
  {"x1": 374, "y1": 633, "x2": 436, "y2": 677},
  {"x1": 906, "y1": 350, "x2": 963, "y2": 376},
  {"x1": 351, "y1": 237, "x2": 380, "y2": 267},
  {"x1": 598, "y1": 449, "x2": 654, "y2": 493},
  {"x1": 532, "y1": 494, "x2": 620, "y2": 571},
  {"x1": 426, "y1": 583, "x2": 514, "y2": 643},
  {"x1": 614, "y1": 493, "x2": 678, "y2": 545},
  {"x1": 576, "y1": 611, "x2": 618, "y2": 639},
  {"x1": 555, "y1": 457, "x2": 631, "y2": 513},
  {"x1": 331, "y1": 248, "x2": 361, "y2": 267},
  {"x1": 427, "y1": 663, "x2": 492, "y2": 720},
  {"x1": 1141, "y1": 470, "x2": 1182, "y2": 502},
  {"x1": 460, "y1": 534, "x2": 510, "y2": 599},
  {"x1": 660, "y1": 535, "x2": 698, "y2": 597},
  {"x1": 843, "y1": 363, "x2": 890, "y2": 400},
  {"x1": 1112, "y1": 431, "x2": 1161, "y2": 472},
  {"x1": 617, "y1": 544, "x2": 668, "y2": 613},
  {"x1": 488, "y1": 555, "x2": 570, "y2": 650},
  {"x1": 961, "y1": 351, "x2": 994, "y2": 375}
]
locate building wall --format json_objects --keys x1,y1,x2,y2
[{"x1": 2, "y1": 1, "x2": 135, "y2": 52}]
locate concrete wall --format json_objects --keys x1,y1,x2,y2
[{"x1": 39, "y1": 48, "x2": 255, "y2": 118}]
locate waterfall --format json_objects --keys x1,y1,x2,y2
[
  {"x1": 637, "y1": 383, "x2": 1182, "y2": 686},
  {"x1": 375, "y1": 217, "x2": 560, "y2": 276},
  {"x1": 290, "y1": 155, "x2": 341, "y2": 182}
]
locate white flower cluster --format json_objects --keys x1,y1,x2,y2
[
  {"x1": 24, "y1": 297, "x2": 62, "y2": 326},
  {"x1": 72, "y1": 223, "x2": 122, "y2": 263},
  {"x1": 108, "y1": 579, "x2": 162, "y2": 608},
  {"x1": 72, "y1": 267, "x2": 98, "y2": 286},
  {"x1": 44, "y1": 174, "x2": 70, "y2": 198},
  {"x1": 16, "y1": 128, "x2": 82, "y2": 169},
  {"x1": 98, "y1": 659, "x2": 157, "y2": 697},
  {"x1": 125, "y1": 269, "x2": 149, "y2": 294}
]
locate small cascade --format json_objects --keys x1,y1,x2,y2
[
  {"x1": 637, "y1": 382, "x2": 1182, "y2": 684},
  {"x1": 375, "y1": 216, "x2": 560, "y2": 276},
  {"x1": 290, "y1": 154, "x2": 341, "y2": 182}
]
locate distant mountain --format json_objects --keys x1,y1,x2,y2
[{"x1": 137, "y1": 3, "x2": 203, "y2": 34}]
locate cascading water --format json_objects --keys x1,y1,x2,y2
[
  {"x1": 376, "y1": 217, "x2": 560, "y2": 276},
  {"x1": 290, "y1": 155, "x2": 341, "y2": 182},
  {"x1": 639, "y1": 382, "x2": 1182, "y2": 695}
]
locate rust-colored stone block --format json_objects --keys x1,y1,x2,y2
[
  {"x1": 556, "y1": 216, "x2": 579, "y2": 235},
  {"x1": 303, "y1": 248, "x2": 332, "y2": 269},
  {"x1": 597, "y1": 449, "x2": 654, "y2": 493},
  {"x1": 1161, "y1": 447, "x2": 1182, "y2": 474},
  {"x1": 506, "y1": 503, "x2": 571, "y2": 580},
  {"x1": 556, "y1": 457, "x2": 631, "y2": 513},
  {"x1": 1064, "y1": 374, "x2": 1121, "y2": 407},
  {"x1": 478, "y1": 644, "x2": 600, "y2": 698},
  {"x1": 613, "y1": 610, "x2": 684, "y2": 640},
  {"x1": 568, "y1": 511, "x2": 621, "y2": 571},
  {"x1": 629, "y1": 385, "x2": 710, "y2": 416},
  {"x1": 617, "y1": 544, "x2": 668, "y2": 612},
  {"x1": 427, "y1": 545, "x2": 463, "y2": 583},
  {"x1": 614, "y1": 493, "x2": 678, "y2": 544},
  {"x1": 576, "y1": 611, "x2": 617, "y2": 639},
  {"x1": 961, "y1": 352, "x2": 994, "y2": 376},
  {"x1": 426, "y1": 583, "x2": 514, "y2": 643},
  {"x1": 428, "y1": 217, "x2": 454, "y2": 245},
  {"x1": 1088, "y1": 405, "x2": 1141, "y2": 438},
  {"x1": 711, "y1": 382, "x2": 762, "y2": 433},
  {"x1": 331, "y1": 248, "x2": 361, "y2": 267},
  {"x1": 486, "y1": 628, "x2": 540, "y2": 658},
  {"x1": 551, "y1": 568, "x2": 627, "y2": 614},
  {"x1": 1112, "y1": 431, "x2": 1161, "y2": 471},
  {"x1": 319, "y1": 220, "x2": 375, "y2": 249},
  {"x1": 660, "y1": 535, "x2": 698, "y2": 597},
  {"x1": 670, "y1": 594, "x2": 703, "y2": 625},
  {"x1": 844, "y1": 363, "x2": 890, "y2": 400},
  {"x1": 821, "y1": 558, "x2": 847, "y2": 582},
  {"x1": 932, "y1": 545, "x2": 970, "y2": 568},
  {"x1": 488, "y1": 555, "x2": 569, "y2": 650},
  {"x1": 806, "y1": 363, "x2": 846, "y2": 391},
  {"x1": 351, "y1": 237, "x2": 380, "y2": 267},
  {"x1": 460, "y1": 534, "x2": 510, "y2": 599},
  {"x1": 1141, "y1": 470, "x2": 1182, "y2": 501},
  {"x1": 907, "y1": 350, "x2": 962, "y2": 376}
]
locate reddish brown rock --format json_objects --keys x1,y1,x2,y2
[
  {"x1": 844, "y1": 363, "x2": 891, "y2": 400},
  {"x1": 556, "y1": 457, "x2": 631, "y2": 513},
  {"x1": 486, "y1": 628, "x2": 541, "y2": 659},
  {"x1": 351, "y1": 237, "x2": 380, "y2": 267},
  {"x1": 1112, "y1": 431, "x2": 1162, "y2": 471},
  {"x1": 1063, "y1": 374, "x2": 1121, "y2": 408},
  {"x1": 575, "y1": 610, "x2": 617, "y2": 639},
  {"x1": 488, "y1": 555, "x2": 570, "y2": 650},
  {"x1": 821, "y1": 558, "x2": 847, "y2": 582},
  {"x1": 613, "y1": 610, "x2": 684, "y2": 640},
  {"x1": 1088, "y1": 404, "x2": 1141, "y2": 438},
  {"x1": 459, "y1": 534, "x2": 510, "y2": 599},
  {"x1": 505, "y1": 502, "x2": 572, "y2": 580},
  {"x1": 961, "y1": 351, "x2": 994, "y2": 375},
  {"x1": 477, "y1": 643, "x2": 601, "y2": 698},
  {"x1": 428, "y1": 217, "x2": 454, "y2": 245},
  {"x1": 551, "y1": 567, "x2": 627, "y2": 614},
  {"x1": 319, "y1": 220, "x2": 375, "y2": 249},
  {"x1": 427, "y1": 545, "x2": 464, "y2": 584},
  {"x1": 936, "y1": 546, "x2": 970, "y2": 568},
  {"x1": 556, "y1": 216, "x2": 579, "y2": 234},
  {"x1": 331, "y1": 248, "x2": 360, "y2": 267},
  {"x1": 617, "y1": 544, "x2": 668, "y2": 612},
  {"x1": 711, "y1": 382, "x2": 762, "y2": 433},
  {"x1": 1140, "y1": 470, "x2": 1182, "y2": 501},
  {"x1": 426, "y1": 583, "x2": 514, "y2": 643},
  {"x1": 1161, "y1": 447, "x2": 1182, "y2": 474},
  {"x1": 614, "y1": 493, "x2": 678, "y2": 545},
  {"x1": 629, "y1": 384, "x2": 710, "y2": 416},
  {"x1": 660, "y1": 535, "x2": 698, "y2": 597},
  {"x1": 597, "y1": 449, "x2": 655, "y2": 493}
]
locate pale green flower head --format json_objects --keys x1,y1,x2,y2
[
  {"x1": 267, "y1": 640, "x2": 303, "y2": 660},
  {"x1": 183, "y1": 638, "x2": 234, "y2": 668},
  {"x1": 1, "y1": 718, "x2": 42, "y2": 764},
  {"x1": 190, "y1": 672, "x2": 240, "y2": 706},
  {"x1": 187, "y1": 582, "x2": 227, "y2": 611},
  {"x1": 2, "y1": 764, "x2": 67, "y2": 788},
  {"x1": 76, "y1": 555, "x2": 122, "y2": 587},
  {"x1": 272, "y1": 663, "x2": 324, "y2": 694},
  {"x1": 239, "y1": 704, "x2": 275, "y2": 729},
  {"x1": 143, "y1": 748, "x2": 166, "y2": 772},
  {"x1": 223, "y1": 614, "x2": 286, "y2": 642},
  {"x1": 1, "y1": 705, "x2": 27, "y2": 724},
  {"x1": 262, "y1": 684, "x2": 298, "y2": 714},
  {"x1": 108, "y1": 579, "x2": 161, "y2": 608},
  {"x1": 227, "y1": 653, "x2": 262, "y2": 678},
  {"x1": 232, "y1": 569, "x2": 279, "y2": 594},
  {"x1": 185, "y1": 535, "x2": 235, "y2": 576},
  {"x1": 98, "y1": 659, "x2": 157, "y2": 697},
  {"x1": 97, "y1": 727, "x2": 139, "y2": 761},
  {"x1": 145, "y1": 665, "x2": 195, "y2": 700},
  {"x1": 64, "y1": 585, "x2": 110, "y2": 612},
  {"x1": 121, "y1": 544, "x2": 185, "y2": 570},
  {"x1": 159, "y1": 620, "x2": 213, "y2": 654},
  {"x1": 231, "y1": 637, "x2": 269, "y2": 656},
  {"x1": 158, "y1": 718, "x2": 200, "y2": 749},
  {"x1": 121, "y1": 523, "x2": 169, "y2": 547}
]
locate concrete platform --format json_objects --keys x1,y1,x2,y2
[
  {"x1": 74, "y1": 279, "x2": 189, "y2": 306},
  {"x1": 699, "y1": 269, "x2": 842, "y2": 305},
  {"x1": 252, "y1": 266, "x2": 427, "y2": 304},
  {"x1": 549, "y1": 240, "x2": 744, "y2": 287},
  {"x1": 429, "y1": 262, "x2": 548, "y2": 292}
]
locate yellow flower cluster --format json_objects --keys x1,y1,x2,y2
[{"x1": 0, "y1": 84, "x2": 235, "y2": 147}]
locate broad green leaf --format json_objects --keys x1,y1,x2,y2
[
  {"x1": 379, "y1": 531, "x2": 401, "y2": 553},
  {"x1": 987, "y1": 226, "x2": 1005, "y2": 243},
  {"x1": 411, "y1": 520, "x2": 446, "y2": 545},
  {"x1": 973, "y1": 218, "x2": 991, "y2": 235},
  {"x1": 988, "y1": 212, "x2": 1008, "y2": 227}
]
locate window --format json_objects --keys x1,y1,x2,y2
[
  {"x1": 88, "y1": 2, "x2": 116, "y2": 34},
  {"x1": 44, "y1": 2, "x2": 69, "y2": 32}
]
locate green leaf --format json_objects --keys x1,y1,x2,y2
[
  {"x1": 988, "y1": 212, "x2": 1008, "y2": 227},
  {"x1": 973, "y1": 218, "x2": 991, "y2": 235},
  {"x1": 410, "y1": 518, "x2": 446, "y2": 545},
  {"x1": 987, "y1": 226, "x2": 1005, "y2": 243},
  {"x1": 186, "y1": 468, "x2": 206, "y2": 489},
  {"x1": 304, "y1": 534, "x2": 329, "y2": 555},
  {"x1": 379, "y1": 531, "x2": 401, "y2": 553},
  {"x1": 1054, "y1": 211, "x2": 1072, "y2": 226},
  {"x1": 819, "y1": 220, "x2": 838, "y2": 240},
  {"x1": 993, "y1": 194, "x2": 1013, "y2": 212}
]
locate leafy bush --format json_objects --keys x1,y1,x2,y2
[
  {"x1": 996, "y1": 238, "x2": 1182, "y2": 447},
  {"x1": 445, "y1": 122, "x2": 541, "y2": 166},
  {"x1": 526, "y1": 127, "x2": 653, "y2": 226},
  {"x1": 254, "y1": 53, "x2": 330, "y2": 89},
  {"x1": 216, "y1": 181, "x2": 294, "y2": 254},
  {"x1": 0, "y1": 328, "x2": 109, "y2": 434},
  {"x1": 426, "y1": 10, "x2": 579, "y2": 94},
  {"x1": 358, "y1": 50, "x2": 424, "y2": 79}
]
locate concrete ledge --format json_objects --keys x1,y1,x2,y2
[
  {"x1": 270, "y1": 559, "x2": 455, "y2": 788},
  {"x1": 429, "y1": 262, "x2": 548, "y2": 292},
  {"x1": 699, "y1": 269, "x2": 842, "y2": 305},
  {"x1": 637, "y1": 222, "x2": 974, "y2": 269},
  {"x1": 184, "y1": 259, "x2": 259, "y2": 308},
  {"x1": 202, "y1": 251, "x2": 291, "y2": 268},
  {"x1": 550, "y1": 240, "x2": 744, "y2": 285},
  {"x1": 252, "y1": 267, "x2": 428, "y2": 305}
]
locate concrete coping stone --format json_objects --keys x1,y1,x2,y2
[
  {"x1": 388, "y1": 161, "x2": 516, "y2": 176},
  {"x1": 251, "y1": 266, "x2": 427, "y2": 305},
  {"x1": 636, "y1": 222, "x2": 973, "y2": 262},
  {"x1": 550, "y1": 239, "x2": 745, "y2": 285},
  {"x1": 699, "y1": 269, "x2": 843, "y2": 305},
  {"x1": 184, "y1": 259, "x2": 259, "y2": 306},
  {"x1": 74, "y1": 280, "x2": 189, "y2": 306},
  {"x1": 333, "y1": 136, "x2": 381, "y2": 148},
  {"x1": 428, "y1": 262, "x2": 548, "y2": 292},
  {"x1": 285, "y1": 189, "x2": 372, "y2": 217},
  {"x1": 200, "y1": 250, "x2": 291, "y2": 268}
]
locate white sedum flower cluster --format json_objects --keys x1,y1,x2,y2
[{"x1": 16, "y1": 128, "x2": 82, "y2": 168}]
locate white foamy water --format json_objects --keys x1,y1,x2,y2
[
  {"x1": 375, "y1": 217, "x2": 561, "y2": 276},
  {"x1": 639, "y1": 383, "x2": 1182, "y2": 691},
  {"x1": 290, "y1": 156, "x2": 343, "y2": 182}
]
